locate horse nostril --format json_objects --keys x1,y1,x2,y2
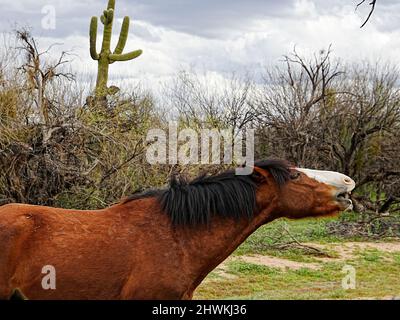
[
  {"x1": 343, "y1": 177, "x2": 352, "y2": 184},
  {"x1": 336, "y1": 191, "x2": 349, "y2": 200}
]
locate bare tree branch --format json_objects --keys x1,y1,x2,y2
[{"x1": 356, "y1": 0, "x2": 377, "y2": 28}]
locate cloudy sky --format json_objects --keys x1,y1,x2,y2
[{"x1": 1, "y1": 0, "x2": 400, "y2": 92}]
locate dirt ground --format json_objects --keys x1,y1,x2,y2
[{"x1": 213, "y1": 241, "x2": 400, "y2": 279}]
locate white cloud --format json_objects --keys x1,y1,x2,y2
[{"x1": 1, "y1": 0, "x2": 400, "y2": 95}]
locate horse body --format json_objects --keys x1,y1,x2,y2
[
  {"x1": 0, "y1": 201, "x2": 185, "y2": 299},
  {"x1": 0, "y1": 160, "x2": 356, "y2": 299},
  {"x1": 0, "y1": 201, "x2": 274, "y2": 299}
]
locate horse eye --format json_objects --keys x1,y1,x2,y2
[{"x1": 290, "y1": 172, "x2": 301, "y2": 180}]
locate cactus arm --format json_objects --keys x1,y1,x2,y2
[
  {"x1": 113, "y1": 16, "x2": 130, "y2": 54},
  {"x1": 107, "y1": 0, "x2": 115, "y2": 10},
  {"x1": 90, "y1": 17, "x2": 99, "y2": 60},
  {"x1": 101, "y1": 9, "x2": 114, "y2": 53},
  {"x1": 109, "y1": 50, "x2": 142, "y2": 62}
]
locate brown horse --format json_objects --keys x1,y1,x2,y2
[{"x1": 0, "y1": 159, "x2": 355, "y2": 300}]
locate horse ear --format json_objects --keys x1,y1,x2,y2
[
  {"x1": 252, "y1": 166, "x2": 271, "y2": 182},
  {"x1": 9, "y1": 288, "x2": 28, "y2": 300}
]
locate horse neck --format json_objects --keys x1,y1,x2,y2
[
  {"x1": 174, "y1": 203, "x2": 277, "y2": 288},
  {"x1": 115, "y1": 195, "x2": 277, "y2": 293}
]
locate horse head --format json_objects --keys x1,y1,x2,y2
[{"x1": 252, "y1": 161, "x2": 355, "y2": 220}]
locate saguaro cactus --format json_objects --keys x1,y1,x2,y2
[{"x1": 90, "y1": 0, "x2": 142, "y2": 97}]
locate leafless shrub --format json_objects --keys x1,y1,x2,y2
[
  {"x1": 254, "y1": 47, "x2": 400, "y2": 235},
  {"x1": 0, "y1": 30, "x2": 163, "y2": 208},
  {"x1": 166, "y1": 70, "x2": 256, "y2": 133}
]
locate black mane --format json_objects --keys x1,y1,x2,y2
[{"x1": 123, "y1": 159, "x2": 290, "y2": 225}]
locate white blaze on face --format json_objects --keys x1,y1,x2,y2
[{"x1": 296, "y1": 168, "x2": 356, "y2": 192}]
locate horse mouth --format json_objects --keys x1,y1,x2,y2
[{"x1": 335, "y1": 191, "x2": 353, "y2": 211}]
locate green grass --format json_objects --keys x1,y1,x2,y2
[
  {"x1": 236, "y1": 217, "x2": 339, "y2": 253},
  {"x1": 195, "y1": 252, "x2": 400, "y2": 300},
  {"x1": 393, "y1": 253, "x2": 400, "y2": 264},
  {"x1": 359, "y1": 249, "x2": 383, "y2": 262},
  {"x1": 234, "y1": 217, "x2": 345, "y2": 263},
  {"x1": 194, "y1": 217, "x2": 400, "y2": 300},
  {"x1": 228, "y1": 261, "x2": 279, "y2": 276}
]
